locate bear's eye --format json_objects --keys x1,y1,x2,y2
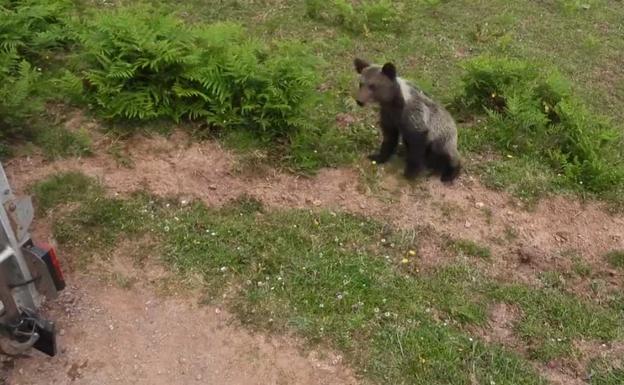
[
  {"x1": 359, "y1": 81, "x2": 364, "y2": 88},
  {"x1": 368, "y1": 84, "x2": 376, "y2": 91}
]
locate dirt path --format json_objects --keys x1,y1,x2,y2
[
  {"x1": 7, "y1": 252, "x2": 357, "y2": 385},
  {"x1": 6, "y1": 129, "x2": 623, "y2": 285},
  {"x1": 3, "y1": 122, "x2": 623, "y2": 384}
]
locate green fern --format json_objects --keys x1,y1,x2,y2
[
  {"x1": 0, "y1": 0, "x2": 72, "y2": 61},
  {"x1": 0, "y1": 49, "x2": 41, "y2": 135},
  {"x1": 77, "y1": 6, "x2": 319, "y2": 140}
]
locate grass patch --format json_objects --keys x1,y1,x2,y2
[
  {"x1": 588, "y1": 359, "x2": 624, "y2": 385},
  {"x1": 38, "y1": 172, "x2": 624, "y2": 383},
  {"x1": 488, "y1": 285, "x2": 622, "y2": 362},
  {"x1": 30, "y1": 172, "x2": 102, "y2": 213},
  {"x1": 457, "y1": 56, "x2": 624, "y2": 203},
  {"x1": 33, "y1": 126, "x2": 92, "y2": 159},
  {"x1": 449, "y1": 238, "x2": 492, "y2": 259},
  {"x1": 605, "y1": 250, "x2": 624, "y2": 270},
  {"x1": 305, "y1": 0, "x2": 403, "y2": 34}
]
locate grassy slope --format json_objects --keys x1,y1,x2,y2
[
  {"x1": 19, "y1": 1, "x2": 624, "y2": 383},
  {"x1": 148, "y1": 0, "x2": 624, "y2": 205},
  {"x1": 33, "y1": 173, "x2": 624, "y2": 384},
  {"x1": 20, "y1": 0, "x2": 623, "y2": 205}
]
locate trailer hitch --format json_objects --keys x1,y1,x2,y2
[{"x1": 0, "y1": 307, "x2": 57, "y2": 357}]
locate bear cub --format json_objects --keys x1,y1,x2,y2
[{"x1": 354, "y1": 58, "x2": 461, "y2": 183}]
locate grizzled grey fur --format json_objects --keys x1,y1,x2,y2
[{"x1": 354, "y1": 58, "x2": 461, "y2": 182}]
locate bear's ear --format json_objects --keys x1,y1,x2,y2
[
  {"x1": 354, "y1": 58, "x2": 370, "y2": 74},
  {"x1": 381, "y1": 62, "x2": 397, "y2": 80}
]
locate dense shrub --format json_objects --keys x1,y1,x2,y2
[
  {"x1": 0, "y1": 0, "x2": 72, "y2": 61},
  {"x1": 458, "y1": 56, "x2": 624, "y2": 195},
  {"x1": 0, "y1": 49, "x2": 41, "y2": 141},
  {"x1": 75, "y1": 6, "x2": 318, "y2": 140},
  {"x1": 305, "y1": 0, "x2": 402, "y2": 34},
  {"x1": 0, "y1": 0, "x2": 73, "y2": 155}
]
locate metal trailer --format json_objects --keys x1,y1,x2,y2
[{"x1": 0, "y1": 162, "x2": 65, "y2": 357}]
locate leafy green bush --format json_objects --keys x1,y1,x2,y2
[
  {"x1": 0, "y1": 0, "x2": 74, "y2": 155},
  {"x1": 76, "y1": 6, "x2": 318, "y2": 140},
  {"x1": 0, "y1": 49, "x2": 41, "y2": 141},
  {"x1": 305, "y1": 0, "x2": 402, "y2": 34},
  {"x1": 0, "y1": 0, "x2": 72, "y2": 61},
  {"x1": 458, "y1": 56, "x2": 624, "y2": 196}
]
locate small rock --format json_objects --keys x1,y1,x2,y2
[
  {"x1": 475, "y1": 202, "x2": 485, "y2": 209},
  {"x1": 59, "y1": 329, "x2": 66, "y2": 336},
  {"x1": 109, "y1": 324, "x2": 114, "y2": 331},
  {"x1": 215, "y1": 308, "x2": 221, "y2": 314},
  {"x1": 196, "y1": 374, "x2": 203, "y2": 381},
  {"x1": 313, "y1": 200, "x2": 322, "y2": 207},
  {"x1": 208, "y1": 185, "x2": 217, "y2": 190},
  {"x1": 464, "y1": 221, "x2": 472, "y2": 228}
]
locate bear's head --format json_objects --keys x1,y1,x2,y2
[{"x1": 353, "y1": 58, "x2": 399, "y2": 107}]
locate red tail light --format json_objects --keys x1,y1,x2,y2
[{"x1": 39, "y1": 243, "x2": 65, "y2": 291}]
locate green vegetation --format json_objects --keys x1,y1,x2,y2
[
  {"x1": 458, "y1": 56, "x2": 624, "y2": 201},
  {"x1": 0, "y1": 0, "x2": 80, "y2": 157},
  {"x1": 30, "y1": 171, "x2": 102, "y2": 213},
  {"x1": 33, "y1": 126, "x2": 92, "y2": 159},
  {"x1": 2, "y1": 0, "x2": 624, "y2": 205},
  {"x1": 489, "y1": 284, "x2": 621, "y2": 362},
  {"x1": 605, "y1": 250, "x2": 624, "y2": 270},
  {"x1": 0, "y1": 49, "x2": 41, "y2": 155},
  {"x1": 35, "y1": 172, "x2": 624, "y2": 384},
  {"x1": 305, "y1": 0, "x2": 403, "y2": 34},
  {"x1": 588, "y1": 360, "x2": 624, "y2": 385},
  {"x1": 76, "y1": 6, "x2": 318, "y2": 142},
  {"x1": 449, "y1": 238, "x2": 491, "y2": 259}
]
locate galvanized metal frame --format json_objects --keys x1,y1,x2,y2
[{"x1": 0, "y1": 163, "x2": 40, "y2": 329}]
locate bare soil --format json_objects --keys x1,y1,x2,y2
[
  {"x1": 6, "y1": 129, "x2": 623, "y2": 285},
  {"x1": 3, "y1": 117, "x2": 623, "y2": 384},
  {"x1": 6, "y1": 236, "x2": 357, "y2": 385}
]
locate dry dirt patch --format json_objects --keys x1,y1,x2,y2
[
  {"x1": 6, "y1": 129, "x2": 623, "y2": 287},
  {"x1": 7, "y1": 234, "x2": 357, "y2": 385}
]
